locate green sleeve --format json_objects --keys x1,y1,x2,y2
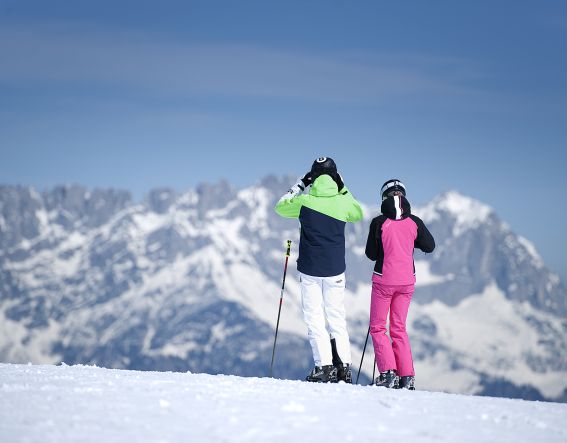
[
  {"x1": 274, "y1": 195, "x2": 305, "y2": 219},
  {"x1": 342, "y1": 187, "x2": 364, "y2": 222}
]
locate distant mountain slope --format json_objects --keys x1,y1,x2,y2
[{"x1": 1, "y1": 177, "x2": 566, "y2": 401}]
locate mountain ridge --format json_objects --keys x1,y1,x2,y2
[{"x1": 1, "y1": 178, "x2": 566, "y2": 402}]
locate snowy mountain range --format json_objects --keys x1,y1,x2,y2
[{"x1": 1, "y1": 176, "x2": 566, "y2": 402}]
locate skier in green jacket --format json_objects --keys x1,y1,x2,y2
[{"x1": 275, "y1": 157, "x2": 363, "y2": 383}]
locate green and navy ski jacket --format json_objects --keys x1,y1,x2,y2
[{"x1": 275, "y1": 175, "x2": 363, "y2": 277}]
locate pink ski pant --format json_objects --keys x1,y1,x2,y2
[{"x1": 369, "y1": 278, "x2": 415, "y2": 376}]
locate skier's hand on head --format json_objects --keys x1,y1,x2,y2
[
  {"x1": 300, "y1": 171, "x2": 314, "y2": 188},
  {"x1": 330, "y1": 172, "x2": 345, "y2": 192}
]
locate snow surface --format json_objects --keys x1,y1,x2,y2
[
  {"x1": 1, "y1": 363, "x2": 566, "y2": 443},
  {"x1": 416, "y1": 191, "x2": 493, "y2": 236},
  {"x1": 516, "y1": 236, "x2": 544, "y2": 269}
]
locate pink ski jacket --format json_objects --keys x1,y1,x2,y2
[{"x1": 365, "y1": 195, "x2": 435, "y2": 285}]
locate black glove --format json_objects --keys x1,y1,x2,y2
[
  {"x1": 300, "y1": 171, "x2": 314, "y2": 188},
  {"x1": 330, "y1": 171, "x2": 344, "y2": 192}
]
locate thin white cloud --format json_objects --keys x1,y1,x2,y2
[{"x1": 0, "y1": 21, "x2": 482, "y2": 104}]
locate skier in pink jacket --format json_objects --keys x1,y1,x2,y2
[{"x1": 365, "y1": 179, "x2": 435, "y2": 389}]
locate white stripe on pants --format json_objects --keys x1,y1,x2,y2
[{"x1": 300, "y1": 272, "x2": 351, "y2": 366}]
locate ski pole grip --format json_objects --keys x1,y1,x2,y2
[{"x1": 285, "y1": 240, "x2": 292, "y2": 257}]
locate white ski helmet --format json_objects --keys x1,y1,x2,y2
[{"x1": 380, "y1": 179, "x2": 406, "y2": 201}]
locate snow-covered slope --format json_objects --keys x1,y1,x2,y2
[
  {"x1": 1, "y1": 179, "x2": 566, "y2": 402},
  {"x1": 1, "y1": 363, "x2": 566, "y2": 443}
]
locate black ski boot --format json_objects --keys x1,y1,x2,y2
[
  {"x1": 306, "y1": 365, "x2": 338, "y2": 383},
  {"x1": 398, "y1": 375, "x2": 415, "y2": 390},
  {"x1": 329, "y1": 338, "x2": 351, "y2": 383},
  {"x1": 375, "y1": 370, "x2": 399, "y2": 388},
  {"x1": 336, "y1": 364, "x2": 352, "y2": 384}
]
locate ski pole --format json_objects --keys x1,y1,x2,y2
[
  {"x1": 269, "y1": 240, "x2": 292, "y2": 378},
  {"x1": 355, "y1": 325, "x2": 371, "y2": 385},
  {"x1": 371, "y1": 358, "x2": 376, "y2": 385}
]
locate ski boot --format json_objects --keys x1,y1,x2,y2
[
  {"x1": 336, "y1": 364, "x2": 352, "y2": 384},
  {"x1": 305, "y1": 365, "x2": 338, "y2": 383},
  {"x1": 398, "y1": 375, "x2": 415, "y2": 390},
  {"x1": 375, "y1": 370, "x2": 399, "y2": 388}
]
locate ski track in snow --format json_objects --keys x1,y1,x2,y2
[{"x1": 1, "y1": 364, "x2": 567, "y2": 443}]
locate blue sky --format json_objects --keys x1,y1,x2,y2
[{"x1": 1, "y1": 1, "x2": 566, "y2": 281}]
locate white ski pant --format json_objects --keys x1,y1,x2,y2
[{"x1": 299, "y1": 272, "x2": 351, "y2": 367}]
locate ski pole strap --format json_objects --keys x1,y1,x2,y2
[{"x1": 285, "y1": 240, "x2": 292, "y2": 257}]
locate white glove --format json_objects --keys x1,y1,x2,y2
[{"x1": 278, "y1": 177, "x2": 305, "y2": 202}]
